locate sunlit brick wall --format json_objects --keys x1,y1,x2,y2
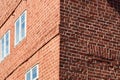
[{"x1": 0, "y1": 0, "x2": 60, "y2": 80}]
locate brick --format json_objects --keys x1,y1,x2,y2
[
  {"x1": 60, "y1": 0, "x2": 120, "y2": 79},
  {"x1": 0, "y1": 0, "x2": 60, "y2": 80}
]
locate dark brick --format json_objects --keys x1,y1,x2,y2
[{"x1": 60, "y1": 0, "x2": 120, "y2": 79}]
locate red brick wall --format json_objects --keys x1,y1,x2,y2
[
  {"x1": 60, "y1": 0, "x2": 120, "y2": 80},
  {"x1": 7, "y1": 35, "x2": 60, "y2": 80},
  {"x1": 2, "y1": 0, "x2": 120, "y2": 80},
  {"x1": 0, "y1": 0, "x2": 60, "y2": 80},
  {"x1": 0, "y1": 0, "x2": 21, "y2": 28}
]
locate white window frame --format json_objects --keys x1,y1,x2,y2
[
  {"x1": 15, "y1": 10, "x2": 27, "y2": 46},
  {"x1": 0, "y1": 30, "x2": 10, "y2": 62},
  {"x1": 25, "y1": 64, "x2": 39, "y2": 80}
]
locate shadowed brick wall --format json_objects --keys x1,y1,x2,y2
[{"x1": 60, "y1": 0, "x2": 120, "y2": 80}]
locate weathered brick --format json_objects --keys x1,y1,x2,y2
[{"x1": 60, "y1": 0, "x2": 120, "y2": 79}]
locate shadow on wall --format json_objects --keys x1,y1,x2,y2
[{"x1": 107, "y1": 0, "x2": 120, "y2": 13}]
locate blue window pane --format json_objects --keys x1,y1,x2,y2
[
  {"x1": 16, "y1": 20, "x2": 19, "y2": 43},
  {"x1": 32, "y1": 66, "x2": 37, "y2": 79},
  {"x1": 21, "y1": 13, "x2": 25, "y2": 23},
  {"x1": 16, "y1": 19, "x2": 19, "y2": 27},
  {"x1": 6, "y1": 32, "x2": 9, "y2": 55},
  {"x1": 2, "y1": 38, "x2": 4, "y2": 58},
  {"x1": 21, "y1": 22, "x2": 25, "y2": 39},
  {"x1": 26, "y1": 72, "x2": 31, "y2": 80}
]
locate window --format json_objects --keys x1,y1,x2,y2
[
  {"x1": 0, "y1": 30, "x2": 10, "y2": 61},
  {"x1": 15, "y1": 11, "x2": 27, "y2": 46},
  {"x1": 25, "y1": 65, "x2": 39, "y2": 80}
]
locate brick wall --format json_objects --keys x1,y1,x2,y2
[
  {"x1": 0, "y1": 0, "x2": 21, "y2": 28},
  {"x1": 7, "y1": 35, "x2": 60, "y2": 80},
  {"x1": 60, "y1": 0, "x2": 120, "y2": 80},
  {"x1": 0, "y1": 0, "x2": 60, "y2": 80},
  {"x1": 2, "y1": 0, "x2": 120, "y2": 80}
]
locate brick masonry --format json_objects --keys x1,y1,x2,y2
[
  {"x1": 60, "y1": 0, "x2": 120, "y2": 80},
  {"x1": 1, "y1": 0, "x2": 120, "y2": 80},
  {"x1": 0, "y1": 0, "x2": 60, "y2": 80}
]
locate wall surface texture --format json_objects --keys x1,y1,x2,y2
[
  {"x1": 0, "y1": 0, "x2": 60, "y2": 80},
  {"x1": 60, "y1": 0, "x2": 120, "y2": 80},
  {"x1": 1, "y1": 0, "x2": 120, "y2": 80}
]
